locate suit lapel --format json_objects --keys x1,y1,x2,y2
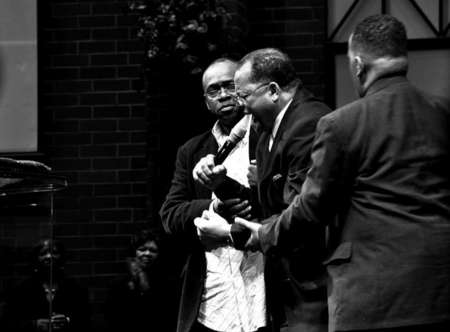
[
  {"x1": 248, "y1": 123, "x2": 260, "y2": 161},
  {"x1": 193, "y1": 134, "x2": 217, "y2": 198},
  {"x1": 257, "y1": 87, "x2": 313, "y2": 186},
  {"x1": 256, "y1": 131, "x2": 271, "y2": 185}
]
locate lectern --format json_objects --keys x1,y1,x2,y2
[{"x1": 0, "y1": 157, "x2": 67, "y2": 330}]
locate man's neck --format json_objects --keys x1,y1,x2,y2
[
  {"x1": 217, "y1": 121, "x2": 232, "y2": 135},
  {"x1": 362, "y1": 57, "x2": 408, "y2": 95},
  {"x1": 270, "y1": 87, "x2": 297, "y2": 125},
  {"x1": 266, "y1": 88, "x2": 296, "y2": 129}
]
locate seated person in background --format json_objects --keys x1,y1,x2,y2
[
  {"x1": 1, "y1": 239, "x2": 90, "y2": 332},
  {"x1": 105, "y1": 229, "x2": 177, "y2": 332}
]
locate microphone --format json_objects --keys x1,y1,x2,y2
[{"x1": 214, "y1": 114, "x2": 251, "y2": 165}]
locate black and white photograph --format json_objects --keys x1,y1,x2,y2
[{"x1": 1, "y1": 1, "x2": 449, "y2": 331}]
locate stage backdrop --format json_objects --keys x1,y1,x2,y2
[{"x1": 0, "y1": 0, "x2": 38, "y2": 153}]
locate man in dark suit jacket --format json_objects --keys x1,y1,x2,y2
[
  {"x1": 160, "y1": 58, "x2": 263, "y2": 332},
  {"x1": 194, "y1": 48, "x2": 332, "y2": 332},
  {"x1": 227, "y1": 15, "x2": 450, "y2": 332}
]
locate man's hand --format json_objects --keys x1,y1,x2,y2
[
  {"x1": 194, "y1": 210, "x2": 231, "y2": 250},
  {"x1": 192, "y1": 154, "x2": 227, "y2": 190},
  {"x1": 214, "y1": 198, "x2": 252, "y2": 219},
  {"x1": 234, "y1": 217, "x2": 262, "y2": 252}
]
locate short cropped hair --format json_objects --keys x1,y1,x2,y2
[
  {"x1": 238, "y1": 48, "x2": 300, "y2": 89},
  {"x1": 206, "y1": 57, "x2": 237, "y2": 69},
  {"x1": 351, "y1": 14, "x2": 407, "y2": 58},
  {"x1": 202, "y1": 57, "x2": 237, "y2": 89}
]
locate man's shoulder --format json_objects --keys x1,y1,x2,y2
[
  {"x1": 286, "y1": 91, "x2": 332, "y2": 131},
  {"x1": 294, "y1": 88, "x2": 332, "y2": 115},
  {"x1": 284, "y1": 92, "x2": 332, "y2": 136},
  {"x1": 414, "y1": 87, "x2": 450, "y2": 113},
  {"x1": 325, "y1": 97, "x2": 363, "y2": 122},
  {"x1": 180, "y1": 130, "x2": 215, "y2": 152},
  {"x1": 311, "y1": 99, "x2": 364, "y2": 139}
]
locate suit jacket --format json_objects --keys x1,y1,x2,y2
[
  {"x1": 159, "y1": 127, "x2": 261, "y2": 332},
  {"x1": 159, "y1": 131, "x2": 217, "y2": 332},
  {"x1": 259, "y1": 75, "x2": 450, "y2": 331},
  {"x1": 255, "y1": 87, "x2": 332, "y2": 332}
]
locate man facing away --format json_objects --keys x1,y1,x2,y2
[
  {"x1": 160, "y1": 58, "x2": 267, "y2": 332},
  {"x1": 194, "y1": 48, "x2": 332, "y2": 332},
  {"x1": 197, "y1": 14, "x2": 450, "y2": 332}
]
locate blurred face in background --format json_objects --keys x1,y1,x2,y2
[
  {"x1": 135, "y1": 240, "x2": 159, "y2": 270},
  {"x1": 203, "y1": 60, "x2": 243, "y2": 132},
  {"x1": 36, "y1": 240, "x2": 63, "y2": 273}
]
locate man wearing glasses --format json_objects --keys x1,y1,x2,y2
[
  {"x1": 160, "y1": 58, "x2": 266, "y2": 332},
  {"x1": 194, "y1": 48, "x2": 332, "y2": 332}
]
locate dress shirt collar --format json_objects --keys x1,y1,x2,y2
[
  {"x1": 271, "y1": 98, "x2": 293, "y2": 140},
  {"x1": 365, "y1": 73, "x2": 408, "y2": 97},
  {"x1": 211, "y1": 121, "x2": 229, "y2": 147},
  {"x1": 269, "y1": 98, "x2": 293, "y2": 148}
]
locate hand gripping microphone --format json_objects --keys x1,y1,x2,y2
[{"x1": 214, "y1": 114, "x2": 251, "y2": 165}]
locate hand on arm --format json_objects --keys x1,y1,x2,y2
[{"x1": 234, "y1": 217, "x2": 262, "y2": 251}]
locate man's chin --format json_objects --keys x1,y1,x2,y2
[{"x1": 221, "y1": 113, "x2": 242, "y2": 127}]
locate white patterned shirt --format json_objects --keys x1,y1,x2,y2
[{"x1": 197, "y1": 119, "x2": 266, "y2": 332}]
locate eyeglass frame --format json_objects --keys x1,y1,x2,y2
[
  {"x1": 203, "y1": 80, "x2": 236, "y2": 99},
  {"x1": 234, "y1": 81, "x2": 271, "y2": 104}
]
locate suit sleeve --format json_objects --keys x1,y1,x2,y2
[
  {"x1": 259, "y1": 116, "x2": 346, "y2": 254},
  {"x1": 283, "y1": 103, "x2": 332, "y2": 204},
  {"x1": 159, "y1": 144, "x2": 211, "y2": 239}
]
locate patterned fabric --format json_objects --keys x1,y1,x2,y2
[{"x1": 197, "y1": 119, "x2": 266, "y2": 332}]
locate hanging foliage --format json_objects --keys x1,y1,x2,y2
[{"x1": 129, "y1": 0, "x2": 232, "y2": 75}]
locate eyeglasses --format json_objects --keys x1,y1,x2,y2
[
  {"x1": 204, "y1": 80, "x2": 236, "y2": 99},
  {"x1": 234, "y1": 82, "x2": 271, "y2": 104}
]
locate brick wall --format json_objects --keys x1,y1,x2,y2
[
  {"x1": 1, "y1": 0, "x2": 328, "y2": 330},
  {"x1": 247, "y1": 0, "x2": 327, "y2": 98},
  {"x1": 14, "y1": 0, "x2": 147, "y2": 329},
  {"x1": 40, "y1": 0, "x2": 149, "y2": 328}
]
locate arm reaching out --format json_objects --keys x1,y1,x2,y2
[{"x1": 234, "y1": 217, "x2": 262, "y2": 251}]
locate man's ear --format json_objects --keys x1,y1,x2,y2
[
  {"x1": 268, "y1": 82, "x2": 280, "y2": 102},
  {"x1": 354, "y1": 56, "x2": 365, "y2": 79}
]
